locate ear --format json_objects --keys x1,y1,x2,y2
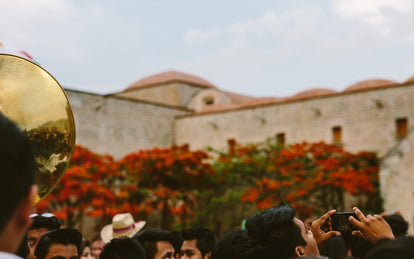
[
  {"x1": 203, "y1": 251, "x2": 212, "y2": 259},
  {"x1": 15, "y1": 185, "x2": 37, "y2": 229},
  {"x1": 295, "y1": 246, "x2": 305, "y2": 257}
]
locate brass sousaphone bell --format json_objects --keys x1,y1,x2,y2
[{"x1": 0, "y1": 54, "x2": 76, "y2": 204}]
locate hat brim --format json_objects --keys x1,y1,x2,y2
[{"x1": 101, "y1": 221, "x2": 146, "y2": 243}]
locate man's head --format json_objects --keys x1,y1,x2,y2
[
  {"x1": 100, "y1": 237, "x2": 145, "y2": 259},
  {"x1": 35, "y1": 228, "x2": 82, "y2": 259},
  {"x1": 364, "y1": 236, "x2": 414, "y2": 259},
  {"x1": 383, "y1": 213, "x2": 409, "y2": 237},
  {"x1": 91, "y1": 234, "x2": 105, "y2": 259},
  {"x1": 27, "y1": 214, "x2": 62, "y2": 259},
  {"x1": 181, "y1": 227, "x2": 216, "y2": 259},
  {"x1": 245, "y1": 203, "x2": 319, "y2": 258},
  {"x1": 0, "y1": 112, "x2": 37, "y2": 253},
  {"x1": 133, "y1": 229, "x2": 175, "y2": 259},
  {"x1": 211, "y1": 229, "x2": 273, "y2": 259}
]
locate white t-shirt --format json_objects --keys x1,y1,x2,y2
[{"x1": 0, "y1": 252, "x2": 22, "y2": 259}]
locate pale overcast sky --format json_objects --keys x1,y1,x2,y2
[{"x1": 0, "y1": 0, "x2": 413, "y2": 97}]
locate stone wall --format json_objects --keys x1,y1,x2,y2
[
  {"x1": 66, "y1": 89, "x2": 190, "y2": 159},
  {"x1": 175, "y1": 83, "x2": 414, "y2": 233},
  {"x1": 380, "y1": 126, "x2": 414, "y2": 234},
  {"x1": 114, "y1": 83, "x2": 205, "y2": 107},
  {"x1": 175, "y1": 84, "x2": 414, "y2": 157},
  {"x1": 65, "y1": 81, "x2": 414, "y2": 233}
]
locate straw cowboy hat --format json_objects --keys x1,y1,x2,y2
[{"x1": 100, "y1": 213, "x2": 146, "y2": 243}]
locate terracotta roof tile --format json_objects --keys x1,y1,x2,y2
[
  {"x1": 289, "y1": 88, "x2": 337, "y2": 100},
  {"x1": 125, "y1": 70, "x2": 216, "y2": 91},
  {"x1": 343, "y1": 79, "x2": 398, "y2": 92},
  {"x1": 403, "y1": 75, "x2": 414, "y2": 84}
]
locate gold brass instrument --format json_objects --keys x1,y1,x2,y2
[{"x1": 0, "y1": 54, "x2": 76, "y2": 204}]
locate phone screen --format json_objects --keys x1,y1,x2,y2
[{"x1": 331, "y1": 212, "x2": 357, "y2": 233}]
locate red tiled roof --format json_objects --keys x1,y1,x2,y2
[
  {"x1": 289, "y1": 88, "x2": 337, "y2": 100},
  {"x1": 343, "y1": 79, "x2": 398, "y2": 92},
  {"x1": 404, "y1": 75, "x2": 414, "y2": 84},
  {"x1": 125, "y1": 70, "x2": 216, "y2": 91}
]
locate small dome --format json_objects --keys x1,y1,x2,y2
[
  {"x1": 290, "y1": 88, "x2": 337, "y2": 100},
  {"x1": 125, "y1": 70, "x2": 216, "y2": 91},
  {"x1": 403, "y1": 75, "x2": 414, "y2": 84},
  {"x1": 344, "y1": 79, "x2": 397, "y2": 92}
]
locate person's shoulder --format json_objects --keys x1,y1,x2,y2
[{"x1": 0, "y1": 251, "x2": 23, "y2": 259}]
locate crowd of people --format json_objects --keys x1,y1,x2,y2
[{"x1": 0, "y1": 107, "x2": 413, "y2": 259}]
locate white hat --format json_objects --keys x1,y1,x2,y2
[{"x1": 100, "y1": 213, "x2": 146, "y2": 243}]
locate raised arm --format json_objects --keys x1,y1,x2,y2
[{"x1": 349, "y1": 207, "x2": 395, "y2": 243}]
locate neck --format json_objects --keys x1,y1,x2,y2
[{"x1": 0, "y1": 221, "x2": 23, "y2": 254}]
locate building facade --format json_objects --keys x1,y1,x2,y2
[{"x1": 65, "y1": 70, "x2": 414, "y2": 232}]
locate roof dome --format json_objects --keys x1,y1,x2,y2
[
  {"x1": 344, "y1": 79, "x2": 397, "y2": 92},
  {"x1": 403, "y1": 75, "x2": 414, "y2": 84},
  {"x1": 290, "y1": 88, "x2": 337, "y2": 100},
  {"x1": 125, "y1": 70, "x2": 216, "y2": 91}
]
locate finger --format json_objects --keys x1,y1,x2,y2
[
  {"x1": 366, "y1": 214, "x2": 373, "y2": 220},
  {"x1": 379, "y1": 212, "x2": 389, "y2": 217},
  {"x1": 349, "y1": 216, "x2": 363, "y2": 229},
  {"x1": 318, "y1": 209, "x2": 337, "y2": 223},
  {"x1": 353, "y1": 207, "x2": 366, "y2": 221},
  {"x1": 352, "y1": 230, "x2": 364, "y2": 238},
  {"x1": 311, "y1": 210, "x2": 336, "y2": 229}
]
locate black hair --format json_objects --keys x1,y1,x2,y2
[
  {"x1": 383, "y1": 214, "x2": 409, "y2": 237},
  {"x1": 245, "y1": 203, "x2": 306, "y2": 259},
  {"x1": 92, "y1": 233, "x2": 103, "y2": 242},
  {"x1": 133, "y1": 229, "x2": 175, "y2": 259},
  {"x1": 211, "y1": 229, "x2": 274, "y2": 259},
  {"x1": 34, "y1": 228, "x2": 83, "y2": 259},
  {"x1": 0, "y1": 112, "x2": 36, "y2": 233},
  {"x1": 364, "y1": 236, "x2": 414, "y2": 259},
  {"x1": 181, "y1": 227, "x2": 216, "y2": 256},
  {"x1": 29, "y1": 215, "x2": 62, "y2": 231},
  {"x1": 318, "y1": 236, "x2": 347, "y2": 259},
  {"x1": 349, "y1": 235, "x2": 373, "y2": 259},
  {"x1": 171, "y1": 230, "x2": 184, "y2": 257},
  {"x1": 80, "y1": 240, "x2": 91, "y2": 256},
  {"x1": 100, "y1": 237, "x2": 145, "y2": 259}
]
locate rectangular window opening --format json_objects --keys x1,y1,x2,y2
[
  {"x1": 276, "y1": 133, "x2": 285, "y2": 147},
  {"x1": 332, "y1": 126, "x2": 342, "y2": 144},
  {"x1": 396, "y1": 118, "x2": 408, "y2": 139}
]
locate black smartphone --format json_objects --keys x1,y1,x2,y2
[{"x1": 331, "y1": 212, "x2": 357, "y2": 233}]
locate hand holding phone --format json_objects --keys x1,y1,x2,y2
[{"x1": 331, "y1": 212, "x2": 357, "y2": 233}]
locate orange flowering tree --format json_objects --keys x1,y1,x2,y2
[
  {"x1": 34, "y1": 138, "x2": 381, "y2": 233},
  {"x1": 118, "y1": 144, "x2": 216, "y2": 230},
  {"x1": 35, "y1": 145, "x2": 125, "y2": 228},
  {"x1": 213, "y1": 139, "x2": 381, "y2": 219}
]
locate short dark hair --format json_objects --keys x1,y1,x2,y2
[
  {"x1": 133, "y1": 229, "x2": 175, "y2": 259},
  {"x1": 365, "y1": 236, "x2": 414, "y2": 259},
  {"x1": 182, "y1": 227, "x2": 216, "y2": 256},
  {"x1": 34, "y1": 228, "x2": 82, "y2": 259},
  {"x1": 100, "y1": 237, "x2": 145, "y2": 259},
  {"x1": 245, "y1": 203, "x2": 306, "y2": 259},
  {"x1": 80, "y1": 240, "x2": 91, "y2": 256},
  {"x1": 29, "y1": 215, "x2": 61, "y2": 231},
  {"x1": 171, "y1": 231, "x2": 184, "y2": 257},
  {"x1": 0, "y1": 112, "x2": 36, "y2": 232},
  {"x1": 383, "y1": 214, "x2": 409, "y2": 237},
  {"x1": 211, "y1": 229, "x2": 273, "y2": 259},
  {"x1": 92, "y1": 233, "x2": 103, "y2": 243}
]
